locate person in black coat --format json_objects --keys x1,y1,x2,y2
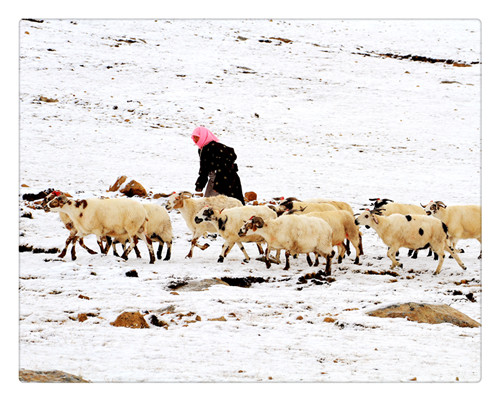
[{"x1": 191, "y1": 126, "x2": 245, "y2": 204}]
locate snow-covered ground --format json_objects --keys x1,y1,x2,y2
[{"x1": 19, "y1": 19, "x2": 481, "y2": 383}]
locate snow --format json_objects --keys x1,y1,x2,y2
[{"x1": 19, "y1": 19, "x2": 481, "y2": 383}]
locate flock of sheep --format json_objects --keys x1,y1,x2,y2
[{"x1": 40, "y1": 190, "x2": 482, "y2": 276}]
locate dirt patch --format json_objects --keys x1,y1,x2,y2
[
  {"x1": 352, "y1": 51, "x2": 478, "y2": 67},
  {"x1": 20, "y1": 244, "x2": 59, "y2": 254},
  {"x1": 220, "y1": 276, "x2": 269, "y2": 288}
]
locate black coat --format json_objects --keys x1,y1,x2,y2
[{"x1": 195, "y1": 141, "x2": 245, "y2": 204}]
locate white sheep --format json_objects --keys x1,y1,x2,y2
[
  {"x1": 369, "y1": 198, "x2": 427, "y2": 258},
  {"x1": 43, "y1": 192, "x2": 156, "y2": 263},
  {"x1": 303, "y1": 198, "x2": 354, "y2": 214},
  {"x1": 422, "y1": 201, "x2": 482, "y2": 258},
  {"x1": 104, "y1": 203, "x2": 173, "y2": 261},
  {"x1": 57, "y1": 211, "x2": 98, "y2": 260},
  {"x1": 238, "y1": 214, "x2": 334, "y2": 275},
  {"x1": 306, "y1": 210, "x2": 362, "y2": 265},
  {"x1": 283, "y1": 200, "x2": 364, "y2": 258},
  {"x1": 164, "y1": 191, "x2": 242, "y2": 258},
  {"x1": 355, "y1": 210, "x2": 466, "y2": 274},
  {"x1": 41, "y1": 191, "x2": 99, "y2": 260},
  {"x1": 194, "y1": 205, "x2": 277, "y2": 263}
]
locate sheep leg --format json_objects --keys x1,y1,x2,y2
[
  {"x1": 433, "y1": 251, "x2": 445, "y2": 275},
  {"x1": 78, "y1": 238, "x2": 97, "y2": 255},
  {"x1": 325, "y1": 254, "x2": 332, "y2": 276},
  {"x1": 445, "y1": 244, "x2": 466, "y2": 271},
  {"x1": 97, "y1": 237, "x2": 109, "y2": 254},
  {"x1": 345, "y1": 239, "x2": 351, "y2": 256},
  {"x1": 269, "y1": 249, "x2": 280, "y2": 264},
  {"x1": 306, "y1": 253, "x2": 314, "y2": 267},
  {"x1": 129, "y1": 233, "x2": 154, "y2": 264},
  {"x1": 236, "y1": 242, "x2": 251, "y2": 263},
  {"x1": 313, "y1": 253, "x2": 320, "y2": 266},
  {"x1": 121, "y1": 236, "x2": 136, "y2": 260},
  {"x1": 163, "y1": 241, "x2": 171, "y2": 261},
  {"x1": 265, "y1": 246, "x2": 272, "y2": 269},
  {"x1": 186, "y1": 237, "x2": 198, "y2": 258},
  {"x1": 136, "y1": 234, "x2": 155, "y2": 264},
  {"x1": 336, "y1": 242, "x2": 346, "y2": 264},
  {"x1": 284, "y1": 251, "x2": 291, "y2": 270},
  {"x1": 133, "y1": 241, "x2": 142, "y2": 258},
  {"x1": 59, "y1": 233, "x2": 76, "y2": 258},
  {"x1": 156, "y1": 240, "x2": 164, "y2": 260},
  {"x1": 70, "y1": 236, "x2": 79, "y2": 260},
  {"x1": 218, "y1": 241, "x2": 235, "y2": 263},
  {"x1": 387, "y1": 247, "x2": 402, "y2": 269},
  {"x1": 358, "y1": 233, "x2": 364, "y2": 255},
  {"x1": 256, "y1": 243, "x2": 264, "y2": 255}
]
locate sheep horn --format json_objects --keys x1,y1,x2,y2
[{"x1": 436, "y1": 201, "x2": 447, "y2": 208}]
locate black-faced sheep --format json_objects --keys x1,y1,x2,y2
[
  {"x1": 355, "y1": 210, "x2": 466, "y2": 274},
  {"x1": 164, "y1": 191, "x2": 242, "y2": 258},
  {"x1": 369, "y1": 198, "x2": 428, "y2": 258},
  {"x1": 194, "y1": 205, "x2": 277, "y2": 263}
]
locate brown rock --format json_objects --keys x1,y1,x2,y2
[
  {"x1": 110, "y1": 311, "x2": 149, "y2": 328},
  {"x1": 208, "y1": 316, "x2": 227, "y2": 322},
  {"x1": 109, "y1": 175, "x2": 127, "y2": 192},
  {"x1": 244, "y1": 191, "x2": 258, "y2": 202},
  {"x1": 323, "y1": 317, "x2": 336, "y2": 323},
  {"x1": 367, "y1": 302, "x2": 480, "y2": 328},
  {"x1": 120, "y1": 180, "x2": 147, "y2": 198},
  {"x1": 77, "y1": 313, "x2": 88, "y2": 322},
  {"x1": 19, "y1": 369, "x2": 89, "y2": 383}
]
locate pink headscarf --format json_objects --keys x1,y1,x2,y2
[{"x1": 191, "y1": 126, "x2": 219, "y2": 149}]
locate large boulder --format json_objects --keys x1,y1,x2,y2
[
  {"x1": 110, "y1": 311, "x2": 149, "y2": 328},
  {"x1": 19, "y1": 369, "x2": 89, "y2": 382},
  {"x1": 367, "y1": 302, "x2": 480, "y2": 328}
]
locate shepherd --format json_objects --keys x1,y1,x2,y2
[{"x1": 191, "y1": 126, "x2": 245, "y2": 204}]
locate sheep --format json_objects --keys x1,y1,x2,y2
[
  {"x1": 303, "y1": 198, "x2": 354, "y2": 215},
  {"x1": 42, "y1": 192, "x2": 156, "y2": 263},
  {"x1": 368, "y1": 198, "x2": 427, "y2": 258},
  {"x1": 164, "y1": 191, "x2": 242, "y2": 258},
  {"x1": 277, "y1": 199, "x2": 339, "y2": 216},
  {"x1": 282, "y1": 199, "x2": 364, "y2": 257},
  {"x1": 104, "y1": 203, "x2": 173, "y2": 261},
  {"x1": 194, "y1": 205, "x2": 277, "y2": 263},
  {"x1": 422, "y1": 201, "x2": 482, "y2": 258},
  {"x1": 355, "y1": 209, "x2": 466, "y2": 274},
  {"x1": 41, "y1": 191, "x2": 98, "y2": 260},
  {"x1": 57, "y1": 210, "x2": 99, "y2": 260},
  {"x1": 305, "y1": 210, "x2": 362, "y2": 265},
  {"x1": 369, "y1": 198, "x2": 426, "y2": 216},
  {"x1": 238, "y1": 214, "x2": 334, "y2": 275}
]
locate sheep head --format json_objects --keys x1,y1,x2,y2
[
  {"x1": 165, "y1": 191, "x2": 192, "y2": 210},
  {"x1": 42, "y1": 191, "x2": 69, "y2": 212},
  {"x1": 194, "y1": 206, "x2": 217, "y2": 224},
  {"x1": 421, "y1": 201, "x2": 446, "y2": 216},
  {"x1": 238, "y1": 216, "x2": 265, "y2": 237},
  {"x1": 355, "y1": 209, "x2": 380, "y2": 227}
]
